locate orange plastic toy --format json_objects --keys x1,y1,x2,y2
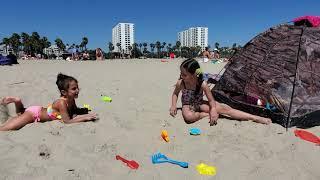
[{"x1": 161, "y1": 130, "x2": 169, "y2": 142}]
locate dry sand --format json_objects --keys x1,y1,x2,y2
[{"x1": 0, "y1": 59, "x2": 319, "y2": 180}]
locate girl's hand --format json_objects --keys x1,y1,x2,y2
[
  {"x1": 84, "y1": 113, "x2": 98, "y2": 121},
  {"x1": 209, "y1": 109, "x2": 219, "y2": 126},
  {"x1": 169, "y1": 106, "x2": 177, "y2": 117}
]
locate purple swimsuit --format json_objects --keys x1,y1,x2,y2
[{"x1": 181, "y1": 81, "x2": 203, "y2": 111}]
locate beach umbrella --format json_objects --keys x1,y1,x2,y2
[{"x1": 212, "y1": 16, "x2": 320, "y2": 128}]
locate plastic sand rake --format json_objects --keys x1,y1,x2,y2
[{"x1": 151, "y1": 152, "x2": 188, "y2": 168}]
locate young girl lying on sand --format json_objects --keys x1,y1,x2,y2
[
  {"x1": 169, "y1": 59, "x2": 272, "y2": 126},
  {"x1": 0, "y1": 73, "x2": 97, "y2": 131}
]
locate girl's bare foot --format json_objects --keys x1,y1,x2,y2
[
  {"x1": 254, "y1": 116, "x2": 272, "y2": 124},
  {"x1": 1, "y1": 97, "x2": 21, "y2": 105}
]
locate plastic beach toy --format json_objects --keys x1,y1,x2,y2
[
  {"x1": 101, "y1": 95, "x2": 112, "y2": 102},
  {"x1": 151, "y1": 152, "x2": 188, "y2": 168},
  {"x1": 161, "y1": 130, "x2": 169, "y2": 142},
  {"x1": 116, "y1": 155, "x2": 139, "y2": 169},
  {"x1": 196, "y1": 163, "x2": 217, "y2": 176},
  {"x1": 83, "y1": 104, "x2": 92, "y2": 111},
  {"x1": 294, "y1": 129, "x2": 320, "y2": 145},
  {"x1": 189, "y1": 128, "x2": 201, "y2": 135}
]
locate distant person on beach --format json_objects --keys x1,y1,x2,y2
[
  {"x1": 83, "y1": 51, "x2": 90, "y2": 60},
  {"x1": 96, "y1": 48, "x2": 104, "y2": 60},
  {"x1": 169, "y1": 59, "x2": 272, "y2": 125},
  {"x1": 212, "y1": 48, "x2": 220, "y2": 59},
  {"x1": 202, "y1": 47, "x2": 212, "y2": 63},
  {"x1": 0, "y1": 73, "x2": 98, "y2": 131}
]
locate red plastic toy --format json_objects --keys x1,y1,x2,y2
[
  {"x1": 294, "y1": 129, "x2": 320, "y2": 145},
  {"x1": 116, "y1": 155, "x2": 139, "y2": 169}
]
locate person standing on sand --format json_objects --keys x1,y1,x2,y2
[
  {"x1": 96, "y1": 48, "x2": 104, "y2": 60},
  {"x1": 202, "y1": 47, "x2": 212, "y2": 63}
]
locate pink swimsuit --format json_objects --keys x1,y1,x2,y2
[{"x1": 25, "y1": 106, "x2": 42, "y2": 122}]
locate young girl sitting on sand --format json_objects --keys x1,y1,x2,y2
[
  {"x1": 169, "y1": 59, "x2": 272, "y2": 125},
  {"x1": 0, "y1": 73, "x2": 97, "y2": 131}
]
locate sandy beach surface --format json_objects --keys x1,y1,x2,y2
[{"x1": 0, "y1": 59, "x2": 319, "y2": 180}]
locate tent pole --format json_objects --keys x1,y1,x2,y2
[{"x1": 285, "y1": 27, "x2": 305, "y2": 130}]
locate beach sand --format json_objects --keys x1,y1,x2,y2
[{"x1": 0, "y1": 59, "x2": 319, "y2": 180}]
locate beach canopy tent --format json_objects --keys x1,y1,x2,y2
[
  {"x1": 0, "y1": 53, "x2": 18, "y2": 65},
  {"x1": 0, "y1": 54, "x2": 12, "y2": 65},
  {"x1": 212, "y1": 16, "x2": 320, "y2": 128}
]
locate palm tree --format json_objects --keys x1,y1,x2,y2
[
  {"x1": 214, "y1": 42, "x2": 220, "y2": 49},
  {"x1": 232, "y1": 43, "x2": 236, "y2": 49},
  {"x1": 149, "y1": 43, "x2": 155, "y2": 53},
  {"x1": 162, "y1": 42, "x2": 166, "y2": 52},
  {"x1": 167, "y1": 43, "x2": 172, "y2": 53},
  {"x1": 55, "y1": 38, "x2": 65, "y2": 53},
  {"x1": 31, "y1": 32, "x2": 41, "y2": 54},
  {"x1": 79, "y1": 42, "x2": 84, "y2": 51},
  {"x1": 155, "y1": 41, "x2": 161, "y2": 58},
  {"x1": 143, "y1": 43, "x2": 148, "y2": 52},
  {"x1": 21, "y1": 32, "x2": 30, "y2": 54},
  {"x1": 82, "y1": 37, "x2": 88, "y2": 50},
  {"x1": 176, "y1": 41, "x2": 181, "y2": 57},
  {"x1": 168, "y1": 43, "x2": 172, "y2": 50},
  {"x1": 132, "y1": 43, "x2": 137, "y2": 58},
  {"x1": 116, "y1": 43, "x2": 121, "y2": 58},
  {"x1": 139, "y1": 43, "x2": 142, "y2": 52},
  {"x1": 10, "y1": 33, "x2": 21, "y2": 55},
  {"x1": 41, "y1": 36, "x2": 51, "y2": 54},
  {"x1": 108, "y1": 42, "x2": 114, "y2": 52},
  {"x1": 2, "y1": 37, "x2": 10, "y2": 54},
  {"x1": 128, "y1": 45, "x2": 132, "y2": 58}
]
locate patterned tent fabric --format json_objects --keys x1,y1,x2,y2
[{"x1": 212, "y1": 23, "x2": 320, "y2": 128}]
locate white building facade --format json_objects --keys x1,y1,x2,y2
[
  {"x1": 112, "y1": 23, "x2": 135, "y2": 54},
  {"x1": 43, "y1": 44, "x2": 63, "y2": 57},
  {"x1": 178, "y1": 27, "x2": 208, "y2": 51}
]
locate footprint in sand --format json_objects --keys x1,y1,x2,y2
[
  {"x1": 49, "y1": 130, "x2": 61, "y2": 136},
  {"x1": 38, "y1": 144, "x2": 51, "y2": 159},
  {"x1": 94, "y1": 143, "x2": 117, "y2": 154}
]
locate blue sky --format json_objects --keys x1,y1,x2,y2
[{"x1": 1, "y1": 0, "x2": 319, "y2": 51}]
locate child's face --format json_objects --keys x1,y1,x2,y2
[
  {"x1": 180, "y1": 67, "x2": 196, "y2": 83},
  {"x1": 65, "y1": 80, "x2": 79, "y2": 99}
]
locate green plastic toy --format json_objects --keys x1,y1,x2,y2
[{"x1": 101, "y1": 95, "x2": 112, "y2": 102}]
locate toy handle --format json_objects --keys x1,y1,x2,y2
[
  {"x1": 116, "y1": 155, "x2": 129, "y2": 163},
  {"x1": 167, "y1": 159, "x2": 188, "y2": 168}
]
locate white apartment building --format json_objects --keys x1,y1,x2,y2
[
  {"x1": 178, "y1": 27, "x2": 208, "y2": 51},
  {"x1": 112, "y1": 23, "x2": 135, "y2": 54}
]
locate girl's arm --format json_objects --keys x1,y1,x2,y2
[
  {"x1": 170, "y1": 80, "x2": 182, "y2": 117},
  {"x1": 56, "y1": 100, "x2": 96, "y2": 124},
  {"x1": 171, "y1": 80, "x2": 182, "y2": 107},
  {"x1": 202, "y1": 82, "x2": 219, "y2": 125}
]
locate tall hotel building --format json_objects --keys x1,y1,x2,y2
[
  {"x1": 178, "y1": 27, "x2": 208, "y2": 51},
  {"x1": 112, "y1": 23, "x2": 135, "y2": 54}
]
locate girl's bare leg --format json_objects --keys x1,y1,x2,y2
[
  {"x1": 216, "y1": 103, "x2": 271, "y2": 124},
  {"x1": 0, "y1": 112, "x2": 34, "y2": 131},
  {"x1": 182, "y1": 106, "x2": 208, "y2": 124},
  {"x1": 1, "y1": 97, "x2": 25, "y2": 115}
]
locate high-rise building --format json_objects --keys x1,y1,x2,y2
[
  {"x1": 178, "y1": 27, "x2": 208, "y2": 51},
  {"x1": 112, "y1": 23, "x2": 135, "y2": 54}
]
